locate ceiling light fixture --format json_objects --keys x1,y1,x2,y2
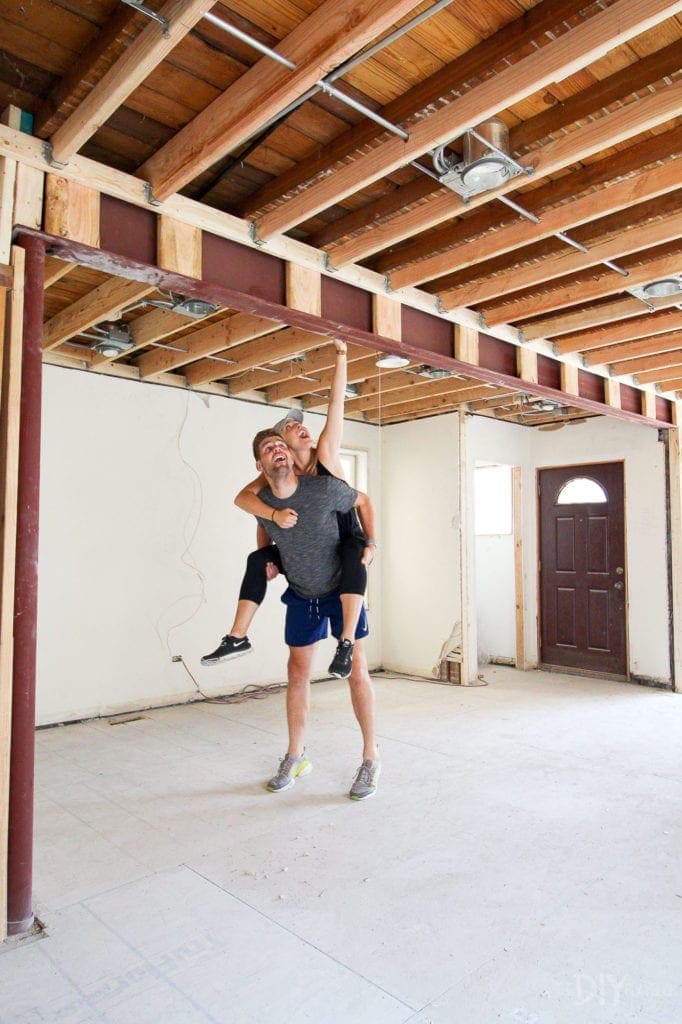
[
  {"x1": 345, "y1": 383, "x2": 360, "y2": 398},
  {"x1": 641, "y1": 278, "x2": 682, "y2": 299},
  {"x1": 375, "y1": 353, "x2": 410, "y2": 369},
  {"x1": 85, "y1": 322, "x2": 134, "y2": 358},
  {"x1": 432, "y1": 119, "x2": 532, "y2": 201},
  {"x1": 417, "y1": 365, "x2": 453, "y2": 379}
]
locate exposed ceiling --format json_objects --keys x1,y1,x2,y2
[{"x1": 2, "y1": 0, "x2": 681, "y2": 427}]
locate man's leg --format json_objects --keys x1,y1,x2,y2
[
  {"x1": 286, "y1": 643, "x2": 317, "y2": 757},
  {"x1": 347, "y1": 639, "x2": 379, "y2": 762}
]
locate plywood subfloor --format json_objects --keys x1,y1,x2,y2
[{"x1": 1, "y1": 667, "x2": 680, "y2": 1022}]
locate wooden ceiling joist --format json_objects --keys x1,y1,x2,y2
[
  {"x1": 557, "y1": 310, "x2": 682, "y2": 355},
  {"x1": 254, "y1": 0, "x2": 682, "y2": 242},
  {"x1": 398, "y1": 143, "x2": 682, "y2": 294},
  {"x1": 484, "y1": 244, "x2": 682, "y2": 325},
  {"x1": 228, "y1": 342, "x2": 368, "y2": 398},
  {"x1": 240, "y1": 0, "x2": 588, "y2": 219},
  {"x1": 185, "y1": 326, "x2": 334, "y2": 388},
  {"x1": 440, "y1": 206, "x2": 682, "y2": 316},
  {"x1": 614, "y1": 349, "x2": 682, "y2": 378},
  {"x1": 589, "y1": 330, "x2": 682, "y2": 367},
  {"x1": 522, "y1": 293, "x2": 682, "y2": 341},
  {"x1": 49, "y1": 0, "x2": 218, "y2": 165},
  {"x1": 42, "y1": 276, "x2": 155, "y2": 352},
  {"x1": 135, "y1": 313, "x2": 281, "y2": 378},
  {"x1": 140, "y1": 0, "x2": 424, "y2": 201},
  {"x1": 267, "y1": 353, "x2": 383, "y2": 405}
]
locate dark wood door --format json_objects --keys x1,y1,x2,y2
[{"x1": 539, "y1": 462, "x2": 626, "y2": 676}]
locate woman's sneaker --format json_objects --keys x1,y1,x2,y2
[
  {"x1": 349, "y1": 759, "x2": 381, "y2": 801},
  {"x1": 329, "y1": 638, "x2": 354, "y2": 678},
  {"x1": 266, "y1": 752, "x2": 312, "y2": 792},
  {"x1": 200, "y1": 635, "x2": 252, "y2": 666}
]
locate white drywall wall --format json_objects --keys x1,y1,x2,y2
[
  {"x1": 37, "y1": 365, "x2": 382, "y2": 725},
  {"x1": 475, "y1": 533, "x2": 515, "y2": 662},
  {"x1": 380, "y1": 413, "x2": 460, "y2": 677}
]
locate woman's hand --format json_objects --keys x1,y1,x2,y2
[
  {"x1": 265, "y1": 561, "x2": 280, "y2": 581},
  {"x1": 273, "y1": 508, "x2": 298, "y2": 528},
  {"x1": 361, "y1": 543, "x2": 376, "y2": 567},
  {"x1": 334, "y1": 338, "x2": 347, "y2": 356}
]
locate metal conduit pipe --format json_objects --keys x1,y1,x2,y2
[{"x1": 6, "y1": 233, "x2": 46, "y2": 937}]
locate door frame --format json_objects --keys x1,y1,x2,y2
[{"x1": 535, "y1": 459, "x2": 629, "y2": 681}]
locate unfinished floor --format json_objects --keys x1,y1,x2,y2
[{"x1": 1, "y1": 666, "x2": 680, "y2": 1023}]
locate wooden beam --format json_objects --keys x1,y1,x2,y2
[
  {"x1": 255, "y1": 0, "x2": 682, "y2": 241},
  {"x1": 359, "y1": 378, "x2": 502, "y2": 418},
  {"x1": 0, "y1": 108, "x2": 18, "y2": 265},
  {"x1": 486, "y1": 245, "x2": 682, "y2": 324},
  {"x1": 512, "y1": 466, "x2": 526, "y2": 670},
  {"x1": 158, "y1": 216, "x2": 202, "y2": 278},
  {"x1": 373, "y1": 292, "x2": 401, "y2": 341},
  {"x1": 418, "y1": 160, "x2": 682, "y2": 297},
  {"x1": 561, "y1": 363, "x2": 580, "y2": 396},
  {"x1": 312, "y1": 366, "x2": 428, "y2": 413},
  {"x1": 633, "y1": 361, "x2": 682, "y2": 385},
  {"x1": 609, "y1": 345, "x2": 682, "y2": 376},
  {"x1": 286, "y1": 263, "x2": 321, "y2": 317},
  {"x1": 43, "y1": 276, "x2": 155, "y2": 351},
  {"x1": 44, "y1": 175, "x2": 100, "y2": 246},
  {"x1": 517, "y1": 346, "x2": 539, "y2": 384},
  {"x1": 446, "y1": 207, "x2": 682, "y2": 315},
  {"x1": 186, "y1": 326, "x2": 330, "y2": 388},
  {"x1": 642, "y1": 390, "x2": 658, "y2": 419},
  {"x1": 229, "y1": 342, "x2": 367, "y2": 397},
  {"x1": 141, "y1": 0, "x2": 423, "y2": 201},
  {"x1": 269, "y1": 353, "x2": 381, "y2": 404},
  {"x1": 43, "y1": 257, "x2": 73, "y2": 289},
  {"x1": 668, "y1": 427, "x2": 682, "y2": 690},
  {"x1": 0, "y1": 248, "x2": 24, "y2": 941},
  {"x1": 365, "y1": 384, "x2": 515, "y2": 421},
  {"x1": 522, "y1": 291, "x2": 682, "y2": 341},
  {"x1": 558, "y1": 310, "x2": 682, "y2": 355},
  {"x1": 604, "y1": 378, "x2": 621, "y2": 409},
  {"x1": 658, "y1": 375, "x2": 682, "y2": 392},
  {"x1": 49, "y1": 0, "x2": 218, "y2": 164},
  {"x1": 335, "y1": 92, "x2": 682, "y2": 271},
  {"x1": 240, "y1": 0, "x2": 587, "y2": 218},
  {"x1": 135, "y1": 312, "x2": 280, "y2": 379},
  {"x1": 33, "y1": 5, "x2": 138, "y2": 137}
]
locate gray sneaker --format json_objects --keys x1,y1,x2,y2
[
  {"x1": 349, "y1": 759, "x2": 381, "y2": 801},
  {"x1": 266, "y1": 752, "x2": 312, "y2": 793}
]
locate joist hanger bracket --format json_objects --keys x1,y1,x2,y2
[
  {"x1": 248, "y1": 222, "x2": 265, "y2": 248},
  {"x1": 322, "y1": 252, "x2": 337, "y2": 274},
  {"x1": 143, "y1": 182, "x2": 163, "y2": 208},
  {"x1": 42, "y1": 141, "x2": 68, "y2": 170}
]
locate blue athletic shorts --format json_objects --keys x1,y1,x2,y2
[{"x1": 281, "y1": 587, "x2": 369, "y2": 648}]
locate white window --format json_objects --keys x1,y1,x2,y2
[
  {"x1": 339, "y1": 448, "x2": 368, "y2": 492},
  {"x1": 556, "y1": 477, "x2": 607, "y2": 504},
  {"x1": 475, "y1": 464, "x2": 513, "y2": 535}
]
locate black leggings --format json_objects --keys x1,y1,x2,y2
[{"x1": 238, "y1": 535, "x2": 367, "y2": 604}]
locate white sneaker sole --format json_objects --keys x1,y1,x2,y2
[
  {"x1": 267, "y1": 762, "x2": 312, "y2": 793},
  {"x1": 201, "y1": 646, "x2": 253, "y2": 666}
]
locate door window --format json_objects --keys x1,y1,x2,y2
[{"x1": 556, "y1": 477, "x2": 607, "y2": 504}]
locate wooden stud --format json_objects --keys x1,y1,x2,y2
[
  {"x1": 512, "y1": 466, "x2": 526, "y2": 671},
  {"x1": 517, "y1": 346, "x2": 539, "y2": 384},
  {"x1": 561, "y1": 363, "x2": 580, "y2": 396},
  {"x1": 641, "y1": 391, "x2": 658, "y2": 419},
  {"x1": 158, "y1": 216, "x2": 202, "y2": 278},
  {"x1": 286, "y1": 263, "x2": 321, "y2": 317},
  {"x1": 256, "y1": 1, "x2": 682, "y2": 242},
  {"x1": 373, "y1": 293, "x2": 401, "y2": 341},
  {"x1": 604, "y1": 378, "x2": 621, "y2": 409},
  {"x1": 668, "y1": 427, "x2": 682, "y2": 691},
  {"x1": 454, "y1": 324, "x2": 479, "y2": 365},
  {"x1": 0, "y1": 248, "x2": 24, "y2": 940},
  {"x1": 44, "y1": 175, "x2": 100, "y2": 246}
]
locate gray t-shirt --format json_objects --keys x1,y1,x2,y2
[{"x1": 256, "y1": 475, "x2": 358, "y2": 598}]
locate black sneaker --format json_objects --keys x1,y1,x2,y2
[
  {"x1": 329, "y1": 638, "x2": 354, "y2": 679},
  {"x1": 200, "y1": 635, "x2": 252, "y2": 666}
]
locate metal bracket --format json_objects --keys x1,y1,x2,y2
[
  {"x1": 322, "y1": 251, "x2": 337, "y2": 273},
  {"x1": 143, "y1": 182, "x2": 163, "y2": 207},
  {"x1": 383, "y1": 275, "x2": 393, "y2": 293},
  {"x1": 477, "y1": 310, "x2": 487, "y2": 328},
  {"x1": 42, "y1": 141, "x2": 69, "y2": 169},
  {"x1": 248, "y1": 221, "x2": 265, "y2": 247},
  {"x1": 120, "y1": 0, "x2": 169, "y2": 36}
]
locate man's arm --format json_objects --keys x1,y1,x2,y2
[
  {"x1": 316, "y1": 340, "x2": 347, "y2": 477},
  {"x1": 354, "y1": 490, "x2": 377, "y2": 567},
  {"x1": 235, "y1": 473, "x2": 297, "y2": 528}
]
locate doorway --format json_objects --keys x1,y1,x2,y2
[{"x1": 538, "y1": 462, "x2": 627, "y2": 678}]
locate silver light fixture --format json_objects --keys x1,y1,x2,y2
[
  {"x1": 87, "y1": 322, "x2": 134, "y2": 358},
  {"x1": 345, "y1": 383, "x2": 360, "y2": 398},
  {"x1": 641, "y1": 278, "x2": 682, "y2": 299},
  {"x1": 375, "y1": 353, "x2": 410, "y2": 369},
  {"x1": 417, "y1": 365, "x2": 453, "y2": 379},
  {"x1": 432, "y1": 119, "x2": 531, "y2": 200}
]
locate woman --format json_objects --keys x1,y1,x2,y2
[{"x1": 201, "y1": 340, "x2": 376, "y2": 679}]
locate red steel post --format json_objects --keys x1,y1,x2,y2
[{"x1": 6, "y1": 232, "x2": 45, "y2": 935}]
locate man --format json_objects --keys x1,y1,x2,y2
[{"x1": 251, "y1": 427, "x2": 380, "y2": 801}]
